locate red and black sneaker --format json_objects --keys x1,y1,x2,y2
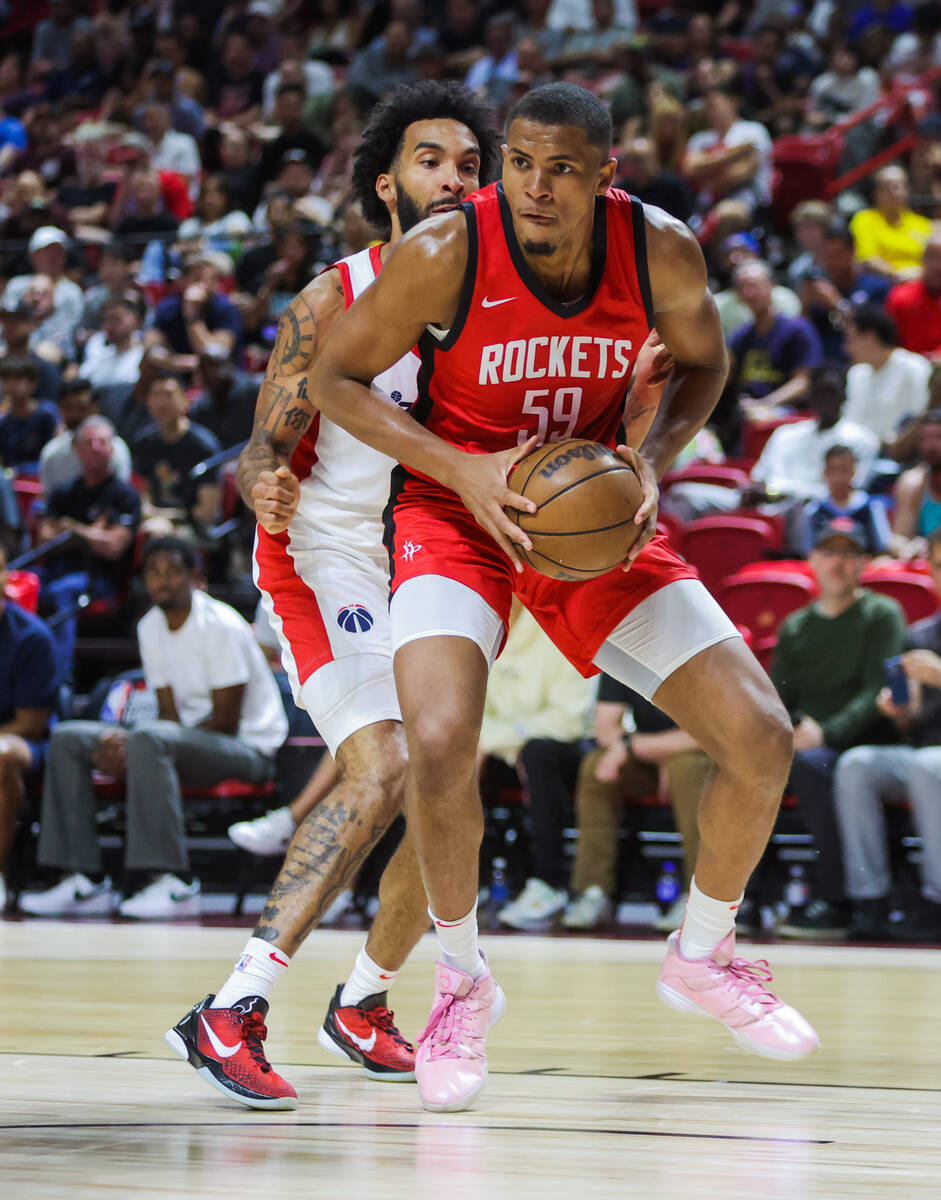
[
  {"x1": 165, "y1": 993, "x2": 298, "y2": 1110},
  {"x1": 317, "y1": 985, "x2": 416, "y2": 1081}
]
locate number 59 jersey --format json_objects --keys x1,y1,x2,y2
[{"x1": 411, "y1": 181, "x2": 653, "y2": 466}]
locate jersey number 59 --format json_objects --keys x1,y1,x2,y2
[{"x1": 517, "y1": 387, "x2": 583, "y2": 445}]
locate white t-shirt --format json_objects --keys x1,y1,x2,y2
[
  {"x1": 137, "y1": 589, "x2": 288, "y2": 756},
  {"x1": 751, "y1": 417, "x2": 879, "y2": 499},
  {"x1": 150, "y1": 129, "x2": 201, "y2": 179},
  {"x1": 807, "y1": 67, "x2": 880, "y2": 118},
  {"x1": 546, "y1": 0, "x2": 637, "y2": 31},
  {"x1": 78, "y1": 331, "x2": 145, "y2": 388},
  {"x1": 686, "y1": 119, "x2": 774, "y2": 206},
  {"x1": 844, "y1": 348, "x2": 932, "y2": 442},
  {"x1": 39, "y1": 431, "x2": 132, "y2": 495}
]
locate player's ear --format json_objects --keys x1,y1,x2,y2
[
  {"x1": 597, "y1": 156, "x2": 617, "y2": 195},
  {"x1": 376, "y1": 173, "x2": 395, "y2": 208}
]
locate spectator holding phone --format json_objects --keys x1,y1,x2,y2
[{"x1": 832, "y1": 527, "x2": 941, "y2": 941}]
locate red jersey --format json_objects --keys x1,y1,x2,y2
[
  {"x1": 411, "y1": 181, "x2": 653, "y2": 464},
  {"x1": 885, "y1": 278, "x2": 941, "y2": 357}
]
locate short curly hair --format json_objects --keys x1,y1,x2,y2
[{"x1": 352, "y1": 81, "x2": 501, "y2": 238}]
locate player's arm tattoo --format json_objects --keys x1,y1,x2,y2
[
  {"x1": 622, "y1": 385, "x2": 657, "y2": 429},
  {"x1": 235, "y1": 291, "x2": 323, "y2": 505},
  {"x1": 253, "y1": 795, "x2": 390, "y2": 950}
]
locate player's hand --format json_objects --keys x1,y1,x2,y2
[
  {"x1": 93, "y1": 728, "x2": 128, "y2": 779},
  {"x1": 448, "y1": 437, "x2": 538, "y2": 572},
  {"x1": 632, "y1": 327, "x2": 674, "y2": 393},
  {"x1": 252, "y1": 465, "x2": 300, "y2": 534},
  {"x1": 616, "y1": 445, "x2": 659, "y2": 570}
]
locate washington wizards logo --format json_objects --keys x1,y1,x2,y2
[
  {"x1": 337, "y1": 604, "x2": 374, "y2": 633},
  {"x1": 390, "y1": 390, "x2": 412, "y2": 411}
]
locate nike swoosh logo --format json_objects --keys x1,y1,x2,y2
[
  {"x1": 269, "y1": 951, "x2": 289, "y2": 967},
  {"x1": 481, "y1": 296, "x2": 515, "y2": 307},
  {"x1": 335, "y1": 1014, "x2": 377, "y2": 1053},
  {"x1": 200, "y1": 1015, "x2": 242, "y2": 1058}
]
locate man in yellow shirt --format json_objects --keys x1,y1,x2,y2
[{"x1": 850, "y1": 165, "x2": 933, "y2": 281}]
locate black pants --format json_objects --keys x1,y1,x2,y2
[
  {"x1": 518, "y1": 738, "x2": 584, "y2": 890},
  {"x1": 788, "y1": 746, "x2": 844, "y2": 903}
]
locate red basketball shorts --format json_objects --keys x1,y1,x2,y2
[{"x1": 385, "y1": 475, "x2": 700, "y2": 677}]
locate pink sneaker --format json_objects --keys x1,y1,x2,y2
[
  {"x1": 657, "y1": 931, "x2": 820, "y2": 1061},
  {"x1": 415, "y1": 960, "x2": 505, "y2": 1113}
]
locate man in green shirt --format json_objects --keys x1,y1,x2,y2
[{"x1": 772, "y1": 517, "x2": 907, "y2": 938}]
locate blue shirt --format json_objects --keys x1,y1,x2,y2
[
  {"x1": 731, "y1": 314, "x2": 823, "y2": 398},
  {"x1": 800, "y1": 490, "x2": 893, "y2": 556},
  {"x1": 807, "y1": 273, "x2": 892, "y2": 362},
  {"x1": 153, "y1": 293, "x2": 243, "y2": 358},
  {"x1": 0, "y1": 115, "x2": 26, "y2": 152},
  {"x1": 0, "y1": 601, "x2": 58, "y2": 722},
  {"x1": 0, "y1": 401, "x2": 58, "y2": 469}
]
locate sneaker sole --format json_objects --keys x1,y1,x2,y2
[
  {"x1": 316, "y1": 1025, "x2": 416, "y2": 1082},
  {"x1": 655, "y1": 980, "x2": 816, "y2": 1062},
  {"x1": 497, "y1": 913, "x2": 564, "y2": 930},
  {"x1": 419, "y1": 1068, "x2": 487, "y2": 1113},
  {"x1": 777, "y1": 925, "x2": 847, "y2": 941},
  {"x1": 227, "y1": 833, "x2": 291, "y2": 857},
  {"x1": 19, "y1": 897, "x2": 117, "y2": 917},
  {"x1": 415, "y1": 985, "x2": 506, "y2": 1113},
  {"x1": 164, "y1": 1028, "x2": 299, "y2": 1110},
  {"x1": 120, "y1": 898, "x2": 201, "y2": 920}
]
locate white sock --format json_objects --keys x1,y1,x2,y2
[
  {"x1": 212, "y1": 937, "x2": 291, "y2": 1009},
  {"x1": 679, "y1": 877, "x2": 743, "y2": 960},
  {"x1": 340, "y1": 944, "x2": 398, "y2": 1006},
  {"x1": 430, "y1": 900, "x2": 486, "y2": 978}
]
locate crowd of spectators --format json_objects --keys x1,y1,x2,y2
[{"x1": 1, "y1": 0, "x2": 941, "y2": 935}]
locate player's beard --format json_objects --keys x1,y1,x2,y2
[
  {"x1": 395, "y1": 179, "x2": 458, "y2": 234},
  {"x1": 521, "y1": 239, "x2": 558, "y2": 256}
]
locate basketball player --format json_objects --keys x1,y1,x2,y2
[
  {"x1": 309, "y1": 82, "x2": 820, "y2": 1112},
  {"x1": 164, "y1": 83, "x2": 503, "y2": 1110}
]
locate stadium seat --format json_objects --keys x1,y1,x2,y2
[
  {"x1": 12, "y1": 476, "x2": 44, "y2": 543},
  {"x1": 770, "y1": 133, "x2": 842, "y2": 230},
  {"x1": 661, "y1": 463, "x2": 751, "y2": 493},
  {"x1": 861, "y1": 564, "x2": 940, "y2": 623},
  {"x1": 656, "y1": 511, "x2": 683, "y2": 545},
  {"x1": 732, "y1": 558, "x2": 817, "y2": 583},
  {"x1": 720, "y1": 565, "x2": 819, "y2": 645},
  {"x1": 753, "y1": 634, "x2": 778, "y2": 674},
  {"x1": 679, "y1": 515, "x2": 781, "y2": 596}
]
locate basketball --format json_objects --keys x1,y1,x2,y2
[{"x1": 507, "y1": 438, "x2": 645, "y2": 580}]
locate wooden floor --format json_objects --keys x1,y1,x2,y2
[{"x1": 3, "y1": 920, "x2": 940, "y2": 1199}]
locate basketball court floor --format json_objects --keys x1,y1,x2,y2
[{"x1": 3, "y1": 920, "x2": 940, "y2": 1198}]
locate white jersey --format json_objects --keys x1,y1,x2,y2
[{"x1": 290, "y1": 243, "x2": 419, "y2": 558}]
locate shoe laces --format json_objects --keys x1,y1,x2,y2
[
  {"x1": 240, "y1": 1011, "x2": 272, "y2": 1073},
  {"x1": 365, "y1": 1005, "x2": 414, "y2": 1052},
  {"x1": 722, "y1": 955, "x2": 781, "y2": 1011},
  {"x1": 417, "y1": 991, "x2": 482, "y2": 1061}
]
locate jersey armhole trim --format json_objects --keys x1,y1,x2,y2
[
  {"x1": 430, "y1": 200, "x2": 478, "y2": 352},
  {"x1": 332, "y1": 260, "x2": 354, "y2": 310},
  {"x1": 630, "y1": 197, "x2": 655, "y2": 329}
]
